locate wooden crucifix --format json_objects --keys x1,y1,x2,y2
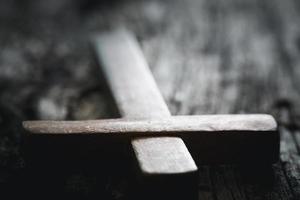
[{"x1": 23, "y1": 30, "x2": 279, "y2": 199}]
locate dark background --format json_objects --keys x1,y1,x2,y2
[{"x1": 1, "y1": 0, "x2": 300, "y2": 199}]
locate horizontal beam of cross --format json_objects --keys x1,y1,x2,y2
[
  {"x1": 23, "y1": 114, "x2": 278, "y2": 164},
  {"x1": 24, "y1": 114, "x2": 276, "y2": 134}
]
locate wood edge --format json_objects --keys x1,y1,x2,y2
[
  {"x1": 137, "y1": 168, "x2": 199, "y2": 177},
  {"x1": 22, "y1": 114, "x2": 278, "y2": 135}
]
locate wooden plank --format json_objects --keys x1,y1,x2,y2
[
  {"x1": 131, "y1": 137, "x2": 196, "y2": 174},
  {"x1": 270, "y1": 1, "x2": 300, "y2": 199},
  {"x1": 23, "y1": 114, "x2": 277, "y2": 134},
  {"x1": 93, "y1": 29, "x2": 198, "y2": 199},
  {"x1": 23, "y1": 114, "x2": 278, "y2": 164},
  {"x1": 93, "y1": 30, "x2": 170, "y2": 119}
]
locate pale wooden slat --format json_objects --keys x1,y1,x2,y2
[
  {"x1": 93, "y1": 29, "x2": 198, "y2": 198},
  {"x1": 23, "y1": 114, "x2": 278, "y2": 164},
  {"x1": 132, "y1": 137, "x2": 196, "y2": 174},
  {"x1": 23, "y1": 114, "x2": 276, "y2": 134},
  {"x1": 93, "y1": 30, "x2": 170, "y2": 119}
]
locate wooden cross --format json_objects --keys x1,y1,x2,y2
[{"x1": 23, "y1": 30, "x2": 279, "y2": 199}]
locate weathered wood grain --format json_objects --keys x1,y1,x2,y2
[
  {"x1": 139, "y1": 0, "x2": 299, "y2": 199},
  {"x1": 23, "y1": 114, "x2": 277, "y2": 134},
  {"x1": 131, "y1": 137, "x2": 196, "y2": 174},
  {"x1": 93, "y1": 30, "x2": 171, "y2": 119},
  {"x1": 13, "y1": 0, "x2": 300, "y2": 199},
  {"x1": 23, "y1": 114, "x2": 278, "y2": 164},
  {"x1": 93, "y1": 30, "x2": 198, "y2": 199}
]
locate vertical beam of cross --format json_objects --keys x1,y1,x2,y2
[{"x1": 93, "y1": 30, "x2": 198, "y2": 199}]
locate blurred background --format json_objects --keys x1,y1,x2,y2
[{"x1": 1, "y1": 0, "x2": 300, "y2": 199}]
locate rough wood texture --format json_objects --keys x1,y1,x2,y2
[
  {"x1": 23, "y1": 114, "x2": 278, "y2": 164},
  {"x1": 132, "y1": 137, "x2": 196, "y2": 174},
  {"x1": 23, "y1": 114, "x2": 276, "y2": 134},
  {"x1": 2, "y1": 0, "x2": 300, "y2": 199},
  {"x1": 93, "y1": 30, "x2": 171, "y2": 119},
  {"x1": 93, "y1": 30, "x2": 198, "y2": 199}
]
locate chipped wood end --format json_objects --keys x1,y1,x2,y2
[
  {"x1": 131, "y1": 137, "x2": 198, "y2": 200},
  {"x1": 132, "y1": 137, "x2": 197, "y2": 175}
]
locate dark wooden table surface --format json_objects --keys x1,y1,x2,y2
[{"x1": 1, "y1": 0, "x2": 300, "y2": 199}]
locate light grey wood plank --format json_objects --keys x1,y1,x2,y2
[
  {"x1": 23, "y1": 114, "x2": 276, "y2": 134},
  {"x1": 93, "y1": 30, "x2": 170, "y2": 119},
  {"x1": 131, "y1": 137, "x2": 196, "y2": 174},
  {"x1": 93, "y1": 29, "x2": 198, "y2": 198},
  {"x1": 23, "y1": 114, "x2": 278, "y2": 164}
]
